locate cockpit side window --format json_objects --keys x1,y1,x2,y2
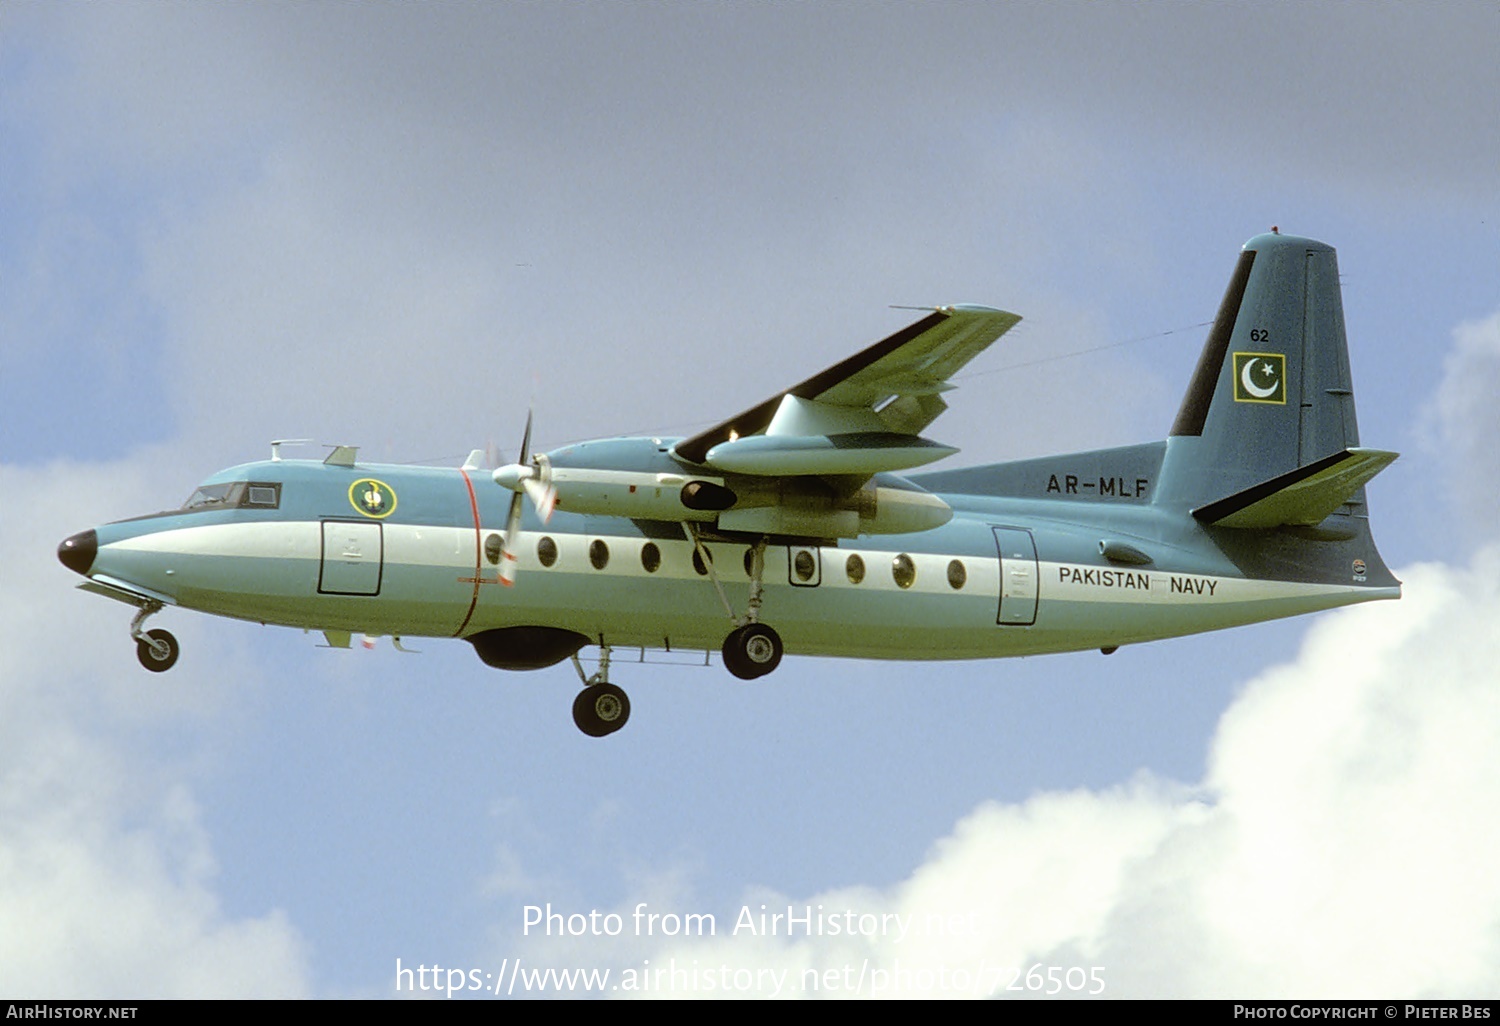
[
  {"x1": 182, "y1": 482, "x2": 243, "y2": 510},
  {"x1": 179, "y1": 481, "x2": 281, "y2": 512},
  {"x1": 244, "y1": 483, "x2": 281, "y2": 508},
  {"x1": 115, "y1": 479, "x2": 284, "y2": 525}
]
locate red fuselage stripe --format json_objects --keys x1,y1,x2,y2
[{"x1": 455, "y1": 468, "x2": 484, "y2": 636}]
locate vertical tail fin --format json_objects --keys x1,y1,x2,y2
[
  {"x1": 1157, "y1": 232, "x2": 1367, "y2": 510},
  {"x1": 1157, "y1": 232, "x2": 1397, "y2": 590}
]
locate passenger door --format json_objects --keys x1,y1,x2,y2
[
  {"x1": 319, "y1": 520, "x2": 384, "y2": 596},
  {"x1": 991, "y1": 526, "x2": 1038, "y2": 626}
]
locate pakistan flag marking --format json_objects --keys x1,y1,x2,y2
[{"x1": 1233, "y1": 351, "x2": 1286, "y2": 404}]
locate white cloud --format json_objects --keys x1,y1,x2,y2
[
  {"x1": 543, "y1": 552, "x2": 1500, "y2": 998},
  {"x1": 1427, "y1": 310, "x2": 1500, "y2": 539},
  {"x1": 0, "y1": 762, "x2": 312, "y2": 998},
  {"x1": 0, "y1": 456, "x2": 314, "y2": 998}
]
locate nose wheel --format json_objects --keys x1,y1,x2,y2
[{"x1": 136, "y1": 628, "x2": 180, "y2": 672}]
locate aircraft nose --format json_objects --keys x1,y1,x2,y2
[{"x1": 57, "y1": 529, "x2": 97, "y2": 576}]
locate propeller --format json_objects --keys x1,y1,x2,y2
[{"x1": 491, "y1": 410, "x2": 556, "y2": 586}]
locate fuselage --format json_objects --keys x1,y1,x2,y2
[{"x1": 60, "y1": 439, "x2": 1398, "y2": 665}]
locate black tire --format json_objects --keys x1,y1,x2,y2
[
  {"x1": 722, "y1": 623, "x2": 782, "y2": 680},
  {"x1": 721, "y1": 626, "x2": 753, "y2": 679},
  {"x1": 572, "y1": 682, "x2": 630, "y2": 737},
  {"x1": 136, "y1": 628, "x2": 180, "y2": 672}
]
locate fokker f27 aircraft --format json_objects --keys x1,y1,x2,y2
[{"x1": 59, "y1": 233, "x2": 1398, "y2": 736}]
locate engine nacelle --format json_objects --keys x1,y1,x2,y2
[
  {"x1": 543, "y1": 468, "x2": 734, "y2": 522},
  {"x1": 497, "y1": 463, "x2": 948, "y2": 539},
  {"x1": 861, "y1": 485, "x2": 953, "y2": 535},
  {"x1": 717, "y1": 484, "x2": 951, "y2": 538}
]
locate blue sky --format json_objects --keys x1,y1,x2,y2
[{"x1": 2, "y1": 3, "x2": 1498, "y2": 998}]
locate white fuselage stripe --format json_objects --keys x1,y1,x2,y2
[{"x1": 103, "y1": 520, "x2": 1372, "y2": 609}]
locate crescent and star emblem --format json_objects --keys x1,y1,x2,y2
[
  {"x1": 1240, "y1": 358, "x2": 1279, "y2": 398},
  {"x1": 1233, "y1": 352, "x2": 1286, "y2": 404}
]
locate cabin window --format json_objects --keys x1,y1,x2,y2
[
  {"x1": 793, "y1": 549, "x2": 816, "y2": 583},
  {"x1": 641, "y1": 542, "x2": 661, "y2": 573},
  {"x1": 692, "y1": 546, "x2": 712, "y2": 576},
  {"x1": 537, "y1": 536, "x2": 558, "y2": 567},
  {"x1": 589, "y1": 539, "x2": 610, "y2": 570},
  {"x1": 743, "y1": 549, "x2": 754, "y2": 577},
  {"x1": 846, "y1": 553, "x2": 865, "y2": 584},
  {"x1": 484, "y1": 533, "x2": 503, "y2": 565},
  {"x1": 947, "y1": 559, "x2": 967, "y2": 590},
  {"x1": 892, "y1": 553, "x2": 916, "y2": 589}
]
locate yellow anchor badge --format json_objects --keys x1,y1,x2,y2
[{"x1": 349, "y1": 478, "x2": 398, "y2": 519}]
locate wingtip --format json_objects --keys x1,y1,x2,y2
[{"x1": 944, "y1": 304, "x2": 1022, "y2": 327}]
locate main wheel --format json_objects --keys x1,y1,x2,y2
[
  {"x1": 721, "y1": 623, "x2": 782, "y2": 680},
  {"x1": 721, "y1": 626, "x2": 752, "y2": 679},
  {"x1": 572, "y1": 682, "x2": 631, "y2": 737},
  {"x1": 136, "y1": 628, "x2": 180, "y2": 672}
]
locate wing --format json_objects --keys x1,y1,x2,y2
[{"x1": 671, "y1": 305, "x2": 1021, "y2": 475}]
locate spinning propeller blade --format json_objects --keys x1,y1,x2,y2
[
  {"x1": 498, "y1": 491, "x2": 523, "y2": 586},
  {"x1": 523, "y1": 470, "x2": 556, "y2": 522},
  {"x1": 496, "y1": 410, "x2": 533, "y2": 587},
  {"x1": 492, "y1": 410, "x2": 559, "y2": 585}
]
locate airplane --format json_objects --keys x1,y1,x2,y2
[{"x1": 57, "y1": 231, "x2": 1399, "y2": 737}]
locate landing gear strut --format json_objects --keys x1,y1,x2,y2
[
  {"x1": 685, "y1": 527, "x2": 785, "y2": 682},
  {"x1": 130, "y1": 602, "x2": 179, "y2": 672},
  {"x1": 569, "y1": 645, "x2": 630, "y2": 737}
]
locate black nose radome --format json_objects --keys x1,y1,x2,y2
[{"x1": 58, "y1": 529, "x2": 97, "y2": 576}]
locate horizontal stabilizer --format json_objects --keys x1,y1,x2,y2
[{"x1": 1192, "y1": 447, "x2": 1398, "y2": 529}]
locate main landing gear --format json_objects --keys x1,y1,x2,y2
[
  {"x1": 130, "y1": 602, "x2": 180, "y2": 672},
  {"x1": 687, "y1": 528, "x2": 784, "y2": 682},
  {"x1": 569, "y1": 646, "x2": 630, "y2": 737}
]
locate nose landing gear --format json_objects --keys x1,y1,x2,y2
[
  {"x1": 129, "y1": 603, "x2": 179, "y2": 672},
  {"x1": 136, "y1": 628, "x2": 180, "y2": 672}
]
